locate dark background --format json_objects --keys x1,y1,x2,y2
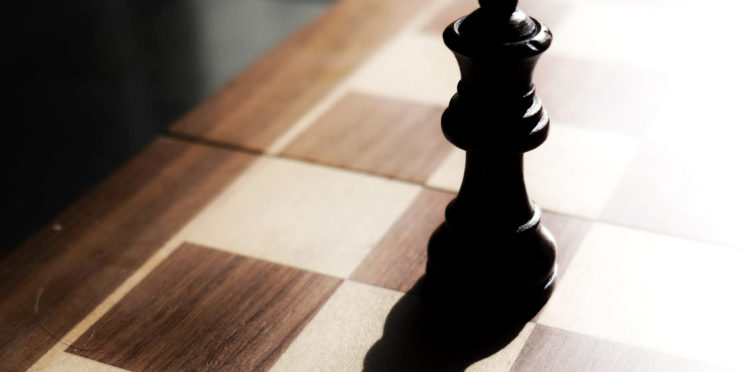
[{"x1": 2, "y1": 0, "x2": 333, "y2": 255}]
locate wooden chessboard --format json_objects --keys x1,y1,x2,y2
[{"x1": 4, "y1": 0, "x2": 744, "y2": 370}]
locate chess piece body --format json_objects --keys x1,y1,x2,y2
[{"x1": 426, "y1": 0, "x2": 557, "y2": 319}]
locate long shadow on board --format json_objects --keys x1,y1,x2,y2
[{"x1": 363, "y1": 276, "x2": 536, "y2": 372}]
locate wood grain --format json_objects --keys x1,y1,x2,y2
[
  {"x1": 0, "y1": 138, "x2": 254, "y2": 371},
  {"x1": 271, "y1": 281, "x2": 405, "y2": 372},
  {"x1": 177, "y1": 156, "x2": 421, "y2": 279},
  {"x1": 69, "y1": 243, "x2": 341, "y2": 372},
  {"x1": 282, "y1": 93, "x2": 452, "y2": 183},
  {"x1": 512, "y1": 325, "x2": 723, "y2": 372},
  {"x1": 351, "y1": 188, "x2": 454, "y2": 292},
  {"x1": 170, "y1": 0, "x2": 428, "y2": 151}
]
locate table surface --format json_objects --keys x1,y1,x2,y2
[{"x1": 3, "y1": 0, "x2": 744, "y2": 370}]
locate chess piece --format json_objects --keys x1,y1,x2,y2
[{"x1": 425, "y1": 0, "x2": 557, "y2": 319}]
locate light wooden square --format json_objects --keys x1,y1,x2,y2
[
  {"x1": 349, "y1": 33, "x2": 459, "y2": 107},
  {"x1": 272, "y1": 281, "x2": 535, "y2": 371},
  {"x1": 29, "y1": 353, "x2": 128, "y2": 372},
  {"x1": 539, "y1": 223, "x2": 744, "y2": 370},
  {"x1": 426, "y1": 148, "x2": 465, "y2": 191},
  {"x1": 179, "y1": 157, "x2": 420, "y2": 278}
]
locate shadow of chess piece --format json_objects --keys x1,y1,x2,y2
[
  {"x1": 363, "y1": 277, "x2": 529, "y2": 372},
  {"x1": 425, "y1": 0, "x2": 557, "y2": 322}
]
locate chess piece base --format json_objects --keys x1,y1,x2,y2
[{"x1": 425, "y1": 206, "x2": 557, "y2": 322}]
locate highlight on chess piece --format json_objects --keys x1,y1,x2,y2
[{"x1": 425, "y1": 0, "x2": 557, "y2": 319}]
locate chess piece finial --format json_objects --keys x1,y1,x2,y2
[
  {"x1": 478, "y1": 0, "x2": 517, "y2": 16},
  {"x1": 459, "y1": 0, "x2": 540, "y2": 44},
  {"x1": 425, "y1": 0, "x2": 556, "y2": 320}
]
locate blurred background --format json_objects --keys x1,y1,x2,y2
[{"x1": 2, "y1": 0, "x2": 334, "y2": 254}]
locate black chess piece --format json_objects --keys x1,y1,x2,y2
[{"x1": 425, "y1": 0, "x2": 557, "y2": 321}]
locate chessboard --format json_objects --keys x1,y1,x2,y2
[{"x1": 3, "y1": 0, "x2": 744, "y2": 370}]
